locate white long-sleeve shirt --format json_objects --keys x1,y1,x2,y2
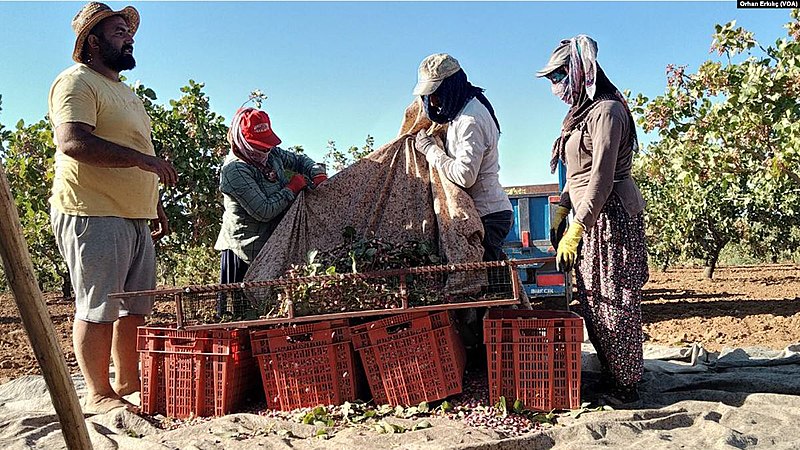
[{"x1": 425, "y1": 97, "x2": 512, "y2": 217}]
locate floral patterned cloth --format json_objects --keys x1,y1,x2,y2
[
  {"x1": 574, "y1": 194, "x2": 649, "y2": 387},
  {"x1": 244, "y1": 100, "x2": 486, "y2": 293}
]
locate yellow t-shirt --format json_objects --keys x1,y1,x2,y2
[{"x1": 48, "y1": 64, "x2": 158, "y2": 219}]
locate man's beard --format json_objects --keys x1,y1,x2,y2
[{"x1": 98, "y1": 38, "x2": 136, "y2": 72}]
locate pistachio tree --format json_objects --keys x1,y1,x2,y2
[
  {"x1": 632, "y1": 10, "x2": 800, "y2": 278},
  {"x1": 134, "y1": 80, "x2": 229, "y2": 285},
  {"x1": 0, "y1": 113, "x2": 67, "y2": 294},
  {"x1": 324, "y1": 135, "x2": 375, "y2": 173}
]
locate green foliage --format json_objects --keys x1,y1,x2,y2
[
  {"x1": 133, "y1": 80, "x2": 228, "y2": 285},
  {"x1": 163, "y1": 245, "x2": 219, "y2": 286},
  {"x1": 242, "y1": 89, "x2": 268, "y2": 109},
  {"x1": 632, "y1": 10, "x2": 800, "y2": 278},
  {"x1": 0, "y1": 111, "x2": 67, "y2": 294},
  {"x1": 323, "y1": 135, "x2": 374, "y2": 172},
  {"x1": 568, "y1": 402, "x2": 614, "y2": 419},
  {"x1": 0, "y1": 81, "x2": 228, "y2": 292},
  {"x1": 717, "y1": 241, "x2": 764, "y2": 266},
  {"x1": 495, "y1": 396, "x2": 508, "y2": 417}
]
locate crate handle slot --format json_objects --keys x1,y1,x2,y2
[
  {"x1": 286, "y1": 333, "x2": 313, "y2": 343},
  {"x1": 387, "y1": 322, "x2": 411, "y2": 335},
  {"x1": 519, "y1": 328, "x2": 547, "y2": 337},
  {"x1": 168, "y1": 338, "x2": 204, "y2": 349}
]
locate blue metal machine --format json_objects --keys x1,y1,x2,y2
[{"x1": 502, "y1": 163, "x2": 570, "y2": 299}]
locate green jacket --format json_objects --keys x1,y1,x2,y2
[{"x1": 214, "y1": 147, "x2": 324, "y2": 264}]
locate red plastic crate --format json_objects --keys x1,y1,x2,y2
[
  {"x1": 139, "y1": 341, "x2": 166, "y2": 415},
  {"x1": 484, "y1": 309, "x2": 583, "y2": 411},
  {"x1": 250, "y1": 319, "x2": 358, "y2": 411},
  {"x1": 351, "y1": 311, "x2": 466, "y2": 406},
  {"x1": 137, "y1": 327, "x2": 259, "y2": 418}
]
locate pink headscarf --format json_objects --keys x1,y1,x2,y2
[{"x1": 228, "y1": 107, "x2": 273, "y2": 173}]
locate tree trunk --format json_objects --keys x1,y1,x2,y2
[
  {"x1": 704, "y1": 250, "x2": 718, "y2": 279},
  {"x1": 660, "y1": 254, "x2": 671, "y2": 273},
  {"x1": 703, "y1": 233, "x2": 729, "y2": 280},
  {"x1": 61, "y1": 273, "x2": 71, "y2": 300},
  {"x1": 0, "y1": 164, "x2": 93, "y2": 449},
  {"x1": 704, "y1": 246, "x2": 723, "y2": 279}
]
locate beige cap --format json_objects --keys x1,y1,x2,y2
[
  {"x1": 536, "y1": 40, "x2": 570, "y2": 78},
  {"x1": 71, "y1": 2, "x2": 140, "y2": 63},
  {"x1": 412, "y1": 53, "x2": 461, "y2": 96}
]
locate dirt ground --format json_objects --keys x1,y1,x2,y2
[
  {"x1": 641, "y1": 264, "x2": 800, "y2": 351},
  {"x1": 1, "y1": 264, "x2": 798, "y2": 385}
]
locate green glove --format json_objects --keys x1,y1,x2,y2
[
  {"x1": 556, "y1": 221, "x2": 585, "y2": 271},
  {"x1": 550, "y1": 205, "x2": 570, "y2": 250}
]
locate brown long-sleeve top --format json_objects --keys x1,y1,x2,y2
[{"x1": 559, "y1": 100, "x2": 645, "y2": 229}]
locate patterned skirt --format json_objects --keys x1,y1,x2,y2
[{"x1": 575, "y1": 194, "x2": 649, "y2": 387}]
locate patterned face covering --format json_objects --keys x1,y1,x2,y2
[
  {"x1": 251, "y1": 148, "x2": 270, "y2": 165},
  {"x1": 566, "y1": 36, "x2": 598, "y2": 103},
  {"x1": 551, "y1": 75, "x2": 572, "y2": 104},
  {"x1": 546, "y1": 34, "x2": 640, "y2": 174}
]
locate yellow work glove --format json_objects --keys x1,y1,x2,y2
[
  {"x1": 550, "y1": 205, "x2": 570, "y2": 250},
  {"x1": 556, "y1": 221, "x2": 585, "y2": 271}
]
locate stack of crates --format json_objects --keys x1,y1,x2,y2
[
  {"x1": 139, "y1": 309, "x2": 583, "y2": 416},
  {"x1": 137, "y1": 327, "x2": 259, "y2": 418}
]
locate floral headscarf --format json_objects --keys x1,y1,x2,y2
[{"x1": 543, "y1": 35, "x2": 639, "y2": 173}]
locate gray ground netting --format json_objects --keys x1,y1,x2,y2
[{"x1": 1, "y1": 342, "x2": 798, "y2": 449}]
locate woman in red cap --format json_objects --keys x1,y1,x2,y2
[{"x1": 214, "y1": 107, "x2": 327, "y2": 287}]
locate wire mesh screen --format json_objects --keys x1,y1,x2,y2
[{"x1": 117, "y1": 260, "x2": 518, "y2": 328}]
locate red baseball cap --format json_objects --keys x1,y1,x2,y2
[{"x1": 239, "y1": 108, "x2": 282, "y2": 149}]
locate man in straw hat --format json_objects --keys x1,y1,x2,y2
[{"x1": 48, "y1": 2, "x2": 177, "y2": 414}]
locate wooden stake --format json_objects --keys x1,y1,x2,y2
[{"x1": 0, "y1": 163, "x2": 93, "y2": 449}]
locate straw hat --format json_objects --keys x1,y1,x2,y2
[{"x1": 71, "y1": 2, "x2": 139, "y2": 63}]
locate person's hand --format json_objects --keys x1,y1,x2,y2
[
  {"x1": 550, "y1": 205, "x2": 570, "y2": 250},
  {"x1": 138, "y1": 154, "x2": 178, "y2": 187},
  {"x1": 414, "y1": 130, "x2": 436, "y2": 155},
  {"x1": 150, "y1": 200, "x2": 170, "y2": 242},
  {"x1": 556, "y1": 221, "x2": 585, "y2": 271},
  {"x1": 312, "y1": 173, "x2": 328, "y2": 187},
  {"x1": 286, "y1": 174, "x2": 308, "y2": 194}
]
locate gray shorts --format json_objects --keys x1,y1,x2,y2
[{"x1": 51, "y1": 207, "x2": 156, "y2": 323}]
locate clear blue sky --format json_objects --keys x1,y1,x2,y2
[{"x1": 0, "y1": 1, "x2": 793, "y2": 186}]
